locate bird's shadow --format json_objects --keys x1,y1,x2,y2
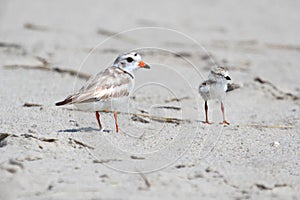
[{"x1": 58, "y1": 127, "x2": 112, "y2": 133}]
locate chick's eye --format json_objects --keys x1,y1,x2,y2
[{"x1": 126, "y1": 57, "x2": 133, "y2": 63}]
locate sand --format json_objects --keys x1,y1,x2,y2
[{"x1": 0, "y1": 0, "x2": 299, "y2": 199}]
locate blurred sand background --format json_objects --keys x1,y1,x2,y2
[{"x1": 0, "y1": 0, "x2": 299, "y2": 199}]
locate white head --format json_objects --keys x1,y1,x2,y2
[
  {"x1": 113, "y1": 51, "x2": 150, "y2": 72},
  {"x1": 208, "y1": 66, "x2": 231, "y2": 82}
]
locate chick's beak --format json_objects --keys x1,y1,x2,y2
[{"x1": 138, "y1": 61, "x2": 150, "y2": 69}]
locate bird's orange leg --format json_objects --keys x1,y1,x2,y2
[
  {"x1": 95, "y1": 111, "x2": 102, "y2": 130},
  {"x1": 221, "y1": 102, "x2": 230, "y2": 125},
  {"x1": 113, "y1": 111, "x2": 119, "y2": 133},
  {"x1": 204, "y1": 101, "x2": 211, "y2": 124}
]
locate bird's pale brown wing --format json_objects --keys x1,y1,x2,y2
[
  {"x1": 198, "y1": 80, "x2": 216, "y2": 100},
  {"x1": 226, "y1": 83, "x2": 240, "y2": 92},
  {"x1": 56, "y1": 67, "x2": 133, "y2": 105}
]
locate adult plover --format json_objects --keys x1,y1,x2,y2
[{"x1": 56, "y1": 52, "x2": 150, "y2": 132}]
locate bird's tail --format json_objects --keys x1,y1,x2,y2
[{"x1": 55, "y1": 96, "x2": 73, "y2": 106}]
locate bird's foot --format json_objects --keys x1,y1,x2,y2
[
  {"x1": 203, "y1": 120, "x2": 212, "y2": 125},
  {"x1": 220, "y1": 121, "x2": 230, "y2": 125}
]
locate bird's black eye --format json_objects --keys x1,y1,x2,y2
[
  {"x1": 126, "y1": 57, "x2": 133, "y2": 63},
  {"x1": 134, "y1": 53, "x2": 137, "y2": 56}
]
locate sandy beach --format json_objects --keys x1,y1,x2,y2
[{"x1": 0, "y1": 0, "x2": 299, "y2": 199}]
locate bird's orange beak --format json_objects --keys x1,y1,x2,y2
[{"x1": 138, "y1": 61, "x2": 150, "y2": 69}]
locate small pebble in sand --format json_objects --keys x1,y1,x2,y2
[{"x1": 271, "y1": 141, "x2": 280, "y2": 148}]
